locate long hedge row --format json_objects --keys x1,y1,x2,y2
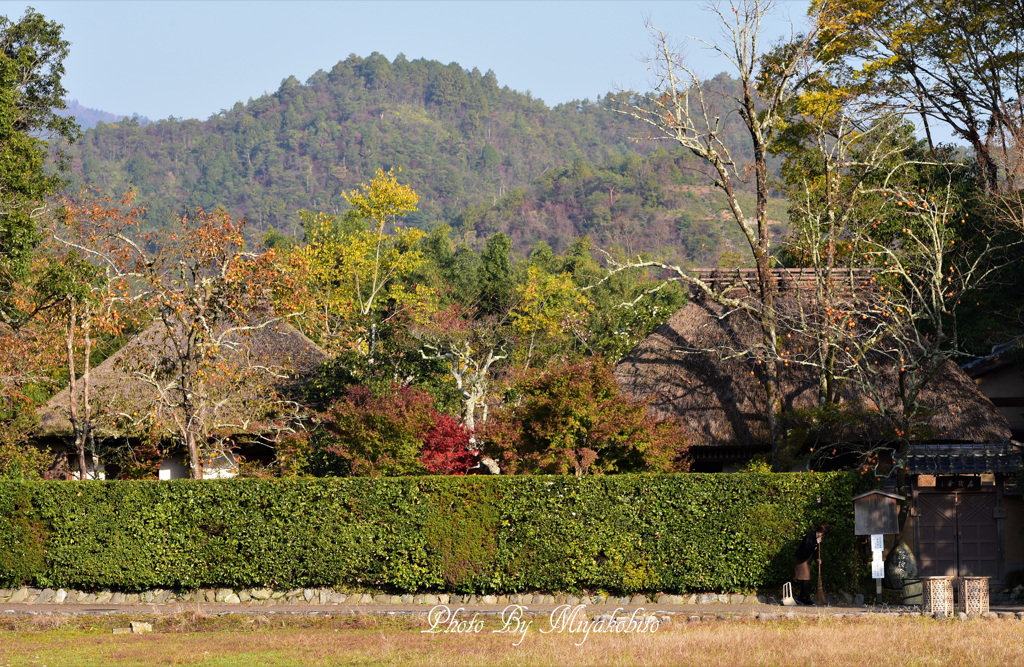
[{"x1": 0, "y1": 473, "x2": 867, "y2": 594}]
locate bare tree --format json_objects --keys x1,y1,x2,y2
[
  {"x1": 773, "y1": 102, "x2": 919, "y2": 411},
  {"x1": 856, "y1": 175, "x2": 1009, "y2": 512},
  {"x1": 613, "y1": 0, "x2": 823, "y2": 463},
  {"x1": 782, "y1": 143, "x2": 1012, "y2": 521}
]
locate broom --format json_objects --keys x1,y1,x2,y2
[{"x1": 816, "y1": 557, "x2": 826, "y2": 605}]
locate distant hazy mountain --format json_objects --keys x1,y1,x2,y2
[{"x1": 57, "y1": 100, "x2": 149, "y2": 130}]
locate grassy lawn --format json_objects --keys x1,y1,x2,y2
[{"x1": 1, "y1": 613, "x2": 1022, "y2": 666}]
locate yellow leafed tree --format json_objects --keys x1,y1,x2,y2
[
  {"x1": 512, "y1": 266, "x2": 592, "y2": 367},
  {"x1": 295, "y1": 167, "x2": 431, "y2": 355}
]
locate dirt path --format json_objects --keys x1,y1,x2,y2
[{"x1": 3, "y1": 600, "x2": 1022, "y2": 617}]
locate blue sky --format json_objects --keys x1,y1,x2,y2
[{"x1": 2, "y1": 1, "x2": 813, "y2": 120}]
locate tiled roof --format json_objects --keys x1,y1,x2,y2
[
  {"x1": 961, "y1": 336, "x2": 1024, "y2": 377},
  {"x1": 905, "y1": 443, "x2": 1023, "y2": 474}
]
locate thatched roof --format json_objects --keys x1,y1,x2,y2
[
  {"x1": 37, "y1": 318, "x2": 329, "y2": 438},
  {"x1": 614, "y1": 269, "x2": 1012, "y2": 447}
]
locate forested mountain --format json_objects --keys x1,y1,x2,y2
[{"x1": 57, "y1": 53, "x2": 774, "y2": 262}]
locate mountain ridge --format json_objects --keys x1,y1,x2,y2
[{"x1": 56, "y1": 53, "x2": 774, "y2": 264}]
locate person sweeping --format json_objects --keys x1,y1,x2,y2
[{"x1": 794, "y1": 523, "x2": 828, "y2": 605}]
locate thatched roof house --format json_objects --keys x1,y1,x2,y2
[
  {"x1": 37, "y1": 318, "x2": 329, "y2": 440},
  {"x1": 614, "y1": 269, "x2": 1012, "y2": 469}
]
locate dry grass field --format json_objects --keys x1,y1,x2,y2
[{"x1": 1, "y1": 613, "x2": 1022, "y2": 666}]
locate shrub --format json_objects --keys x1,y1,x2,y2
[
  {"x1": 269, "y1": 433, "x2": 312, "y2": 477},
  {"x1": 0, "y1": 393, "x2": 53, "y2": 480},
  {"x1": 318, "y1": 384, "x2": 476, "y2": 476},
  {"x1": 0, "y1": 473, "x2": 865, "y2": 594},
  {"x1": 0, "y1": 483, "x2": 47, "y2": 583},
  {"x1": 483, "y1": 359, "x2": 688, "y2": 474},
  {"x1": 321, "y1": 385, "x2": 432, "y2": 476},
  {"x1": 421, "y1": 414, "x2": 478, "y2": 475},
  {"x1": 0, "y1": 441, "x2": 53, "y2": 480}
]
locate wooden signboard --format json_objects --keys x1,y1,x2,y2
[
  {"x1": 936, "y1": 476, "x2": 981, "y2": 491},
  {"x1": 853, "y1": 490, "x2": 904, "y2": 536}
]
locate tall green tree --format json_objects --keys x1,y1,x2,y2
[
  {"x1": 291, "y1": 168, "x2": 429, "y2": 356},
  {"x1": 477, "y1": 232, "x2": 514, "y2": 316},
  {"x1": 0, "y1": 7, "x2": 79, "y2": 321}
]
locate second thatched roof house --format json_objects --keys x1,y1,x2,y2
[
  {"x1": 614, "y1": 268, "x2": 1013, "y2": 469},
  {"x1": 614, "y1": 268, "x2": 1022, "y2": 586},
  {"x1": 962, "y1": 336, "x2": 1024, "y2": 441}
]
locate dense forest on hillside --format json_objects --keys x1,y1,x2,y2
[
  {"x1": 57, "y1": 54, "x2": 774, "y2": 263},
  {"x1": 452, "y1": 151, "x2": 790, "y2": 264}
]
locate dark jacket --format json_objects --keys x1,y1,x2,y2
[{"x1": 795, "y1": 530, "x2": 820, "y2": 564}]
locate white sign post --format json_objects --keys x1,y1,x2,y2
[
  {"x1": 853, "y1": 492, "x2": 905, "y2": 606},
  {"x1": 871, "y1": 534, "x2": 885, "y2": 603}
]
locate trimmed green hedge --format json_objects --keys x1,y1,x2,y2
[{"x1": 0, "y1": 473, "x2": 866, "y2": 594}]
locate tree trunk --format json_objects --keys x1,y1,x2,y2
[
  {"x1": 79, "y1": 318, "x2": 94, "y2": 479},
  {"x1": 753, "y1": 137, "x2": 785, "y2": 466},
  {"x1": 76, "y1": 438, "x2": 88, "y2": 479},
  {"x1": 896, "y1": 457, "x2": 911, "y2": 535},
  {"x1": 478, "y1": 456, "x2": 501, "y2": 475},
  {"x1": 187, "y1": 429, "x2": 203, "y2": 479},
  {"x1": 463, "y1": 391, "x2": 477, "y2": 433},
  {"x1": 65, "y1": 302, "x2": 90, "y2": 480}
]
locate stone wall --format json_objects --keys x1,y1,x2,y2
[{"x1": 0, "y1": 586, "x2": 775, "y2": 607}]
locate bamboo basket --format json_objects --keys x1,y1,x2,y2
[
  {"x1": 958, "y1": 577, "x2": 990, "y2": 615},
  {"x1": 921, "y1": 577, "x2": 954, "y2": 617}
]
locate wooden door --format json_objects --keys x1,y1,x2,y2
[
  {"x1": 918, "y1": 493, "x2": 957, "y2": 576},
  {"x1": 957, "y1": 494, "x2": 999, "y2": 577},
  {"x1": 916, "y1": 491, "x2": 999, "y2": 578}
]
